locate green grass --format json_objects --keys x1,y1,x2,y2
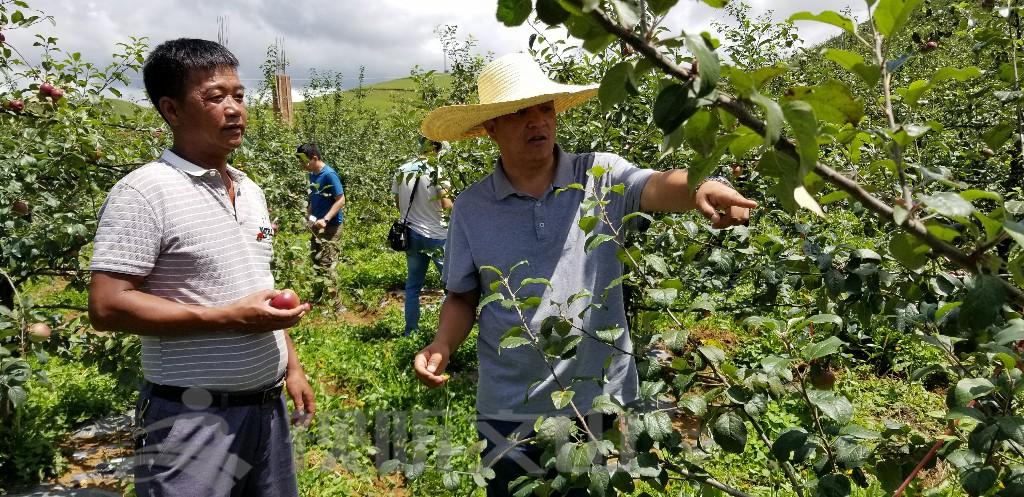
[{"x1": 295, "y1": 73, "x2": 453, "y2": 113}]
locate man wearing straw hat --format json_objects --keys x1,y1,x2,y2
[{"x1": 413, "y1": 52, "x2": 756, "y2": 496}]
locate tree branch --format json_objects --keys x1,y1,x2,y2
[{"x1": 588, "y1": 8, "x2": 1024, "y2": 308}]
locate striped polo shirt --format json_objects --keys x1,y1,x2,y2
[{"x1": 90, "y1": 149, "x2": 287, "y2": 392}]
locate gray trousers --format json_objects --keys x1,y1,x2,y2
[{"x1": 133, "y1": 384, "x2": 299, "y2": 497}]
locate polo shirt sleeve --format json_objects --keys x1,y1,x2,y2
[
  {"x1": 330, "y1": 171, "x2": 344, "y2": 198},
  {"x1": 602, "y1": 153, "x2": 656, "y2": 231},
  {"x1": 441, "y1": 203, "x2": 478, "y2": 293},
  {"x1": 89, "y1": 182, "x2": 162, "y2": 276}
]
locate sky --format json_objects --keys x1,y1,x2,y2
[{"x1": 3, "y1": 0, "x2": 868, "y2": 104}]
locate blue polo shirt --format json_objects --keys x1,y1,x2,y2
[
  {"x1": 443, "y1": 145, "x2": 655, "y2": 419},
  {"x1": 308, "y1": 164, "x2": 344, "y2": 226}
]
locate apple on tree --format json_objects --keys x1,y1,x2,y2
[
  {"x1": 27, "y1": 322, "x2": 52, "y2": 343},
  {"x1": 12, "y1": 199, "x2": 30, "y2": 216}
]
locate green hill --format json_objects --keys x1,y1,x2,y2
[{"x1": 296, "y1": 72, "x2": 453, "y2": 113}]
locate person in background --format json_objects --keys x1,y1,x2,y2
[
  {"x1": 298, "y1": 142, "x2": 345, "y2": 311},
  {"x1": 88, "y1": 38, "x2": 314, "y2": 497},
  {"x1": 392, "y1": 138, "x2": 453, "y2": 335}
]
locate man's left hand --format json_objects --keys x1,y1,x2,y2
[
  {"x1": 313, "y1": 219, "x2": 327, "y2": 230},
  {"x1": 695, "y1": 181, "x2": 758, "y2": 229},
  {"x1": 285, "y1": 368, "x2": 316, "y2": 426}
]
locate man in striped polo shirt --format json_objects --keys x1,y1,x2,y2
[{"x1": 88, "y1": 39, "x2": 313, "y2": 497}]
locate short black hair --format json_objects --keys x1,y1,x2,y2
[
  {"x1": 297, "y1": 143, "x2": 321, "y2": 160},
  {"x1": 143, "y1": 38, "x2": 239, "y2": 121}
]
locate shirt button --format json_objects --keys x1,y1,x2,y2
[
  {"x1": 539, "y1": 223, "x2": 545, "y2": 228},
  {"x1": 536, "y1": 201, "x2": 542, "y2": 207}
]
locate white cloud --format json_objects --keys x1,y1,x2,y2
[{"x1": 3, "y1": 1, "x2": 867, "y2": 105}]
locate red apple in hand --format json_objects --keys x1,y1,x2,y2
[{"x1": 270, "y1": 289, "x2": 301, "y2": 309}]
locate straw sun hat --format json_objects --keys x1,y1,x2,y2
[{"x1": 420, "y1": 53, "x2": 598, "y2": 142}]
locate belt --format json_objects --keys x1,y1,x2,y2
[{"x1": 147, "y1": 382, "x2": 283, "y2": 408}]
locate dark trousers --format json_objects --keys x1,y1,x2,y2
[
  {"x1": 477, "y1": 412, "x2": 613, "y2": 497},
  {"x1": 133, "y1": 383, "x2": 299, "y2": 497}
]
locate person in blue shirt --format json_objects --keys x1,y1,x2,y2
[{"x1": 298, "y1": 143, "x2": 345, "y2": 309}]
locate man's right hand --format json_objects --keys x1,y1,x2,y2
[
  {"x1": 224, "y1": 289, "x2": 310, "y2": 333},
  {"x1": 414, "y1": 341, "x2": 451, "y2": 387}
]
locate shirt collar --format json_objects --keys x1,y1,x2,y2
[
  {"x1": 493, "y1": 144, "x2": 574, "y2": 200},
  {"x1": 160, "y1": 149, "x2": 247, "y2": 182}
]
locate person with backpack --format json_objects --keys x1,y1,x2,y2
[{"x1": 392, "y1": 139, "x2": 452, "y2": 335}]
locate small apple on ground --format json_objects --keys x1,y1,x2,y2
[
  {"x1": 12, "y1": 199, "x2": 30, "y2": 216},
  {"x1": 270, "y1": 289, "x2": 301, "y2": 309},
  {"x1": 28, "y1": 323, "x2": 52, "y2": 343}
]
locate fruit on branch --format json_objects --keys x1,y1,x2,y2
[
  {"x1": 5, "y1": 99, "x2": 24, "y2": 113},
  {"x1": 981, "y1": 148, "x2": 995, "y2": 158},
  {"x1": 809, "y1": 363, "x2": 836, "y2": 390},
  {"x1": 28, "y1": 322, "x2": 52, "y2": 343},
  {"x1": 12, "y1": 199, "x2": 30, "y2": 216}
]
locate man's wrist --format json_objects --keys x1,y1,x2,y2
[{"x1": 696, "y1": 175, "x2": 732, "y2": 192}]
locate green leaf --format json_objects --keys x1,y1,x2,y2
[
  {"x1": 647, "y1": 288, "x2": 678, "y2": 306},
  {"x1": 698, "y1": 345, "x2": 726, "y2": 364},
  {"x1": 644, "y1": 411, "x2": 673, "y2": 441},
  {"x1": 536, "y1": 0, "x2": 570, "y2": 25},
  {"x1": 588, "y1": 466, "x2": 610, "y2": 497},
  {"x1": 983, "y1": 121, "x2": 1014, "y2": 150},
  {"x1": 997, "y1": 416, "x2": 1024, "y2": 444},
  {"x1": 920, "y1": 192, "x2": 975, "y2": 218},
  {"x1": 443, "y1": 471, "x2": 461, "y2": 490},
  {"x1": 896, "y1": 67, "x2": 983, "y2": 108},
  {"x1": 785, "y1": 80, "x2": 865, "y2": 125},
  {"x1": 586, "y1": 233, "x2": 615, "y2": 251},
  {"x1": 685, "y1": 33, "x2": 720, "y2": 95},
  {"x1": 953, "y1": 378, "x2": 996, "y2": 407},
  {"x1": 519, "y1": 277, "x2": 552, "y2": 288},
  {"x1": 817, "y1": 474, "x2": 852, "y2": 497},
  {"x1": 873, "y1": 0, "x2": 925, "y2": 37},
  {"x1": 961, "y1": 466, "x2": 997, "y2": 496},
  {"x1": 678, "y1": 394, "x2": 708, "y2": 416},
  {"x1": 647, "y1": 0, "x2": 679, "y2": 15},
  {"x1": 889, "y1": 232, "x2": 930, "y2": 270},
  {"x1": 807, "y1": 390, "x2": 854, "y2": 424},
  {"x1": 596, "y1": 327, "x2": 625, "y2": 343},
  {"x1": 995, "y1": 319, "x2": 1024, "y2": 345},
  {"x1": 501, "y1": 336, "x2": 532, "y2": 349},
  {"x1": 599, "y1": 61, "x2": 635, "y2": 111},
  {"x1": 789, "y1": 11, "x2": 856, "y2": 33},
  {"x1": 1004, "y1": 220, "x2": 1024, "y2": 247},
  {"x1": 536, "y1": 416, "x2": 574, "y2": 445},
  {"x1": 591, "y1": 394, "x2": 624, "y2": 414},
  {"x1": 958, "y1": 274, "x2": 1006, "y2": 332},
  {"x1": 551, "y1": 390, "x2": 576, "y2": 410},
  {"x1": 823, "y1": 49, "x2": 881, "y2": 87},
  {"x1": 478, "y1": 292, "x2": 504, "y2": 311},
  {"x1": 750, "y1": 93, "x2": 783, "y2": 146},
  {"x1": 683, "y1": 108, "x2": 720, "y2": 156},
  {"x1": 711, "y1": 412, "x2": 748, "y2": 453},
  {"x1": 782, "y1": 100, "x2": 819, "y2": 175},
  {"x1": 653, "y1": 83, "x2": 698, "y2": 133},
  {"x1": 496, "y1": 0, "x2": 533, "y2": 26},
  {"x1": 772, "y1": 428, "x2": 810, "y2": 462},
  {"x1": 802, "y1": 336, "x2": 847, "y2": 361}
]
